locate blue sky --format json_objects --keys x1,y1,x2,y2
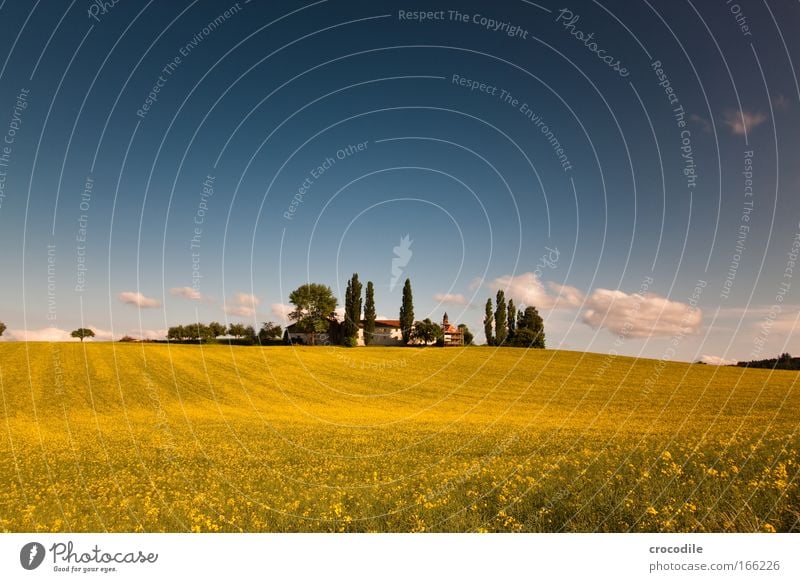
[{"x1": 0, "y1": 0, "x2": 798, "y2": 363}]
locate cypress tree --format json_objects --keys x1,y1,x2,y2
[
  {"x1": 484, "y1": 298, "x2": 494, "y2": 346},
  {"x1": 507, "y1": 299, "x2": 517, "y2": 341},
  {"x1": 343, "y1": 273, "x2": 362, "y2": 345},
  {"x1": 495, "y1": 290, "x2": 507, "y2": 345},
  {"x1": 363, "y1": 281, "x2": 376, "y2": 345},
  {"x1": 399, "y1": 278, "x2": 414, "y2": 344}
]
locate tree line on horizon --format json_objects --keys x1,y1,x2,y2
[
  {"x1": 736, "y1": 352, "x2": 800, "y2": 371},
  {"x1": 0, "y1": 281, "x2": 550, "y2": 351},
  {"x1": 161, "y1": 321, "x2": 283, "y2": 345}
]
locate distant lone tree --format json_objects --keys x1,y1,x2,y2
[
  {"x1": 363, "y1": 281, "x2": 376, "y2": 345},
  {"x1": 343, "y1": 273, "x2": 363, "y2": 346},
  {"x1": 484, "y1": 298, "x2": 494, "y2": 346},
  {"x1": 0, "y1": 321, "x2": 6, "y2": 338},
  {"x1": 494, "y1": 290, "x2": 507, "y2": 345},
  {"x1": 399, "y1": 278, "x2": 414, "y2": 345},
  {"x1": 71, "y1": 328, "x2": 95, "y2": 342},
  {"x1": 288, "y1": 283, "x2": 338, "y2": 346}
]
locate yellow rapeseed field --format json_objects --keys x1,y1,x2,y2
[{"x1": 0, "y1": 342, "x2": 797, "y2": 532}]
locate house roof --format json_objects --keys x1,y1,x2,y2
[{"x1": 371, "y1": 319, "x2": 401, "y2": 328}]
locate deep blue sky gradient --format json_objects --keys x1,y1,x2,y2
[{"x1": 0, "y1": 0, "x2": 798, "y2": 361}]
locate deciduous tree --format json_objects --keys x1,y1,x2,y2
[
  {"x1": 412, "y1": 318, "x2": 442, "y2": 345},
  {"x1": 458, "y1": 323, "x2": 474, "y2": 345},
  {"x1": 70, "y1": 328, "x2": 95, "y2": 342},
  {"x1": 288, "y1": 283, "x2": 338, "y2": 346}
]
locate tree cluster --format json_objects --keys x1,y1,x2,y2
[
  {"x1": 165, "y1": 321, "x2": 282, "y2": 345},
  {"x1": 483, "y1": 292, "x2": 545, "y2": 348}
]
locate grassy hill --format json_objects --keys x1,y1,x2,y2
[{"x1": 0, "y1": 342, "x2": 797, "y2": 532}]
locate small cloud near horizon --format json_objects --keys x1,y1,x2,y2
[
  {"x1": 433, "y1": 292, "x2": 468, "y2": 305},
  {"x1": 699, "y1": 355, "x2": 738, "y2": 366},
  {"x1": 119, "y1": 291, "x2": 161, "y2": 309},
  {"x1": 170, "y1": 286, "x2": 203, "y2": 301},
  {"x1": 224, "y1": 292, "x2": 261, "y2": 318}
]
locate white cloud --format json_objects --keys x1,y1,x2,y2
[
  {"x1": 224, "y1": 292, "x2": 261, "y2": 318},
  {"x1": 170, "y1": 286, "x2": 203, "y2": 301},
  {"x1": 716, "y1": 306, "x2": 771, "y2": 318},
  {"x1": 488, "y1": 273, "x2": 584, "y2": 309},
  {"x1": 234, "y1": 293, "x2": 260, "y2": 308},
  {"x1": 749, "y1": 312, "x2": 800, "y2": 343},
  {"x1": 1, "y1": 326, "x2": 114, "y2": 342},
  {"x1": 489, "y1": 273, "x2": 550, "y2": 307},
  {"x1": 547, "y1": 282, "x2": 585, "y2": 309},
  {"x1": 224, "y1": 305, "x2": 255, "y2": 318},
  {"x1": 270, "y1": 303, "x2": 293, "y2": 322},
  {"x1": 88, "y1": 327, "x2": 115, "y2": 341},
  {"x1": 723, "y1": 109, "x2": 767, "y2": 135},
  {"x1": 2, "y1": 326, "x2": 74, "y2": 342},
  {"x1": 433, "y1": 292, "x2": 468, "y2": 305},
  {"x1": 582, "y1": 289, "x2": 703, "y2": 338},
  {"x1": 699, "y1": 355, "x2": 738, "y2": 366},
  {"x1": 118, "y1": 291, "x2": 161, "y2": 309}
]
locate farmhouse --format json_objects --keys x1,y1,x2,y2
[
  {"x1": 359, "y1": 319, "x2": 404, "y2": 346},
  {"x1": 285, "y1": 314, "x2": 463, "y2": 346}
]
